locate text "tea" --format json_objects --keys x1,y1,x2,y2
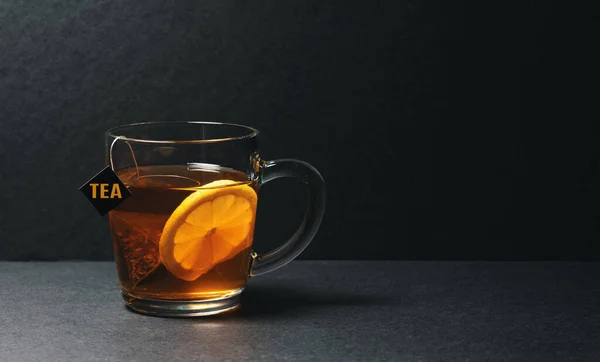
[{"x1": 90, "y1": 183, "x2": 122, "y2": 199}]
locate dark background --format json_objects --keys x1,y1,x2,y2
[{"x1": 0, "y1": 1, "x2": 597, "y2": 260}]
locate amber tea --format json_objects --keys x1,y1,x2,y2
[{"x1": 110, "y1": 165, "x2": 258, "y2": 302}]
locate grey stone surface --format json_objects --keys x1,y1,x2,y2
[{"x1": 1, "y1": 261, "x2": 599, "y2": 361}]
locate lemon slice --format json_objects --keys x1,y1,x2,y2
[{"x1": 159, "y1": 180, "x2": 258, "y2": 281}]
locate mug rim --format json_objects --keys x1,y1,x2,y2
[{"x1": 105, "y1": 121, "x2": 260, "y2": 144}]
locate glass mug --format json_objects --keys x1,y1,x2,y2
[{"x1": 105, "y1": 122, "x2": 325, "y2": 317}]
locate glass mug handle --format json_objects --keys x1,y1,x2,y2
[{"x1": 249, "y1": 159, "x2": 326, "y2": 276}]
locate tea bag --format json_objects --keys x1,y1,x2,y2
[{"x1": 110, "y1": 213, "x2": 162, "y2": 287}]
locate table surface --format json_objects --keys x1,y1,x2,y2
[{"x1": 1, "y1": 261, "x2": 599, "y2": 361}]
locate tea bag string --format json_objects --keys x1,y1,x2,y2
[
  {"x1": 108, "y1": 137, "x2": 201, "y2": 186},
  {"x1": 109, "y1": 136, "x2": 140, "y2": 180}
]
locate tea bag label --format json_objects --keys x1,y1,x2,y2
[{"x1": 80, "y1": 166, "x2": 132, "y2": 216}]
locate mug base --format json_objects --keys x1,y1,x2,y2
[{"x1": 121, "y1": 289, "x2": 242, "y2": 317}]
